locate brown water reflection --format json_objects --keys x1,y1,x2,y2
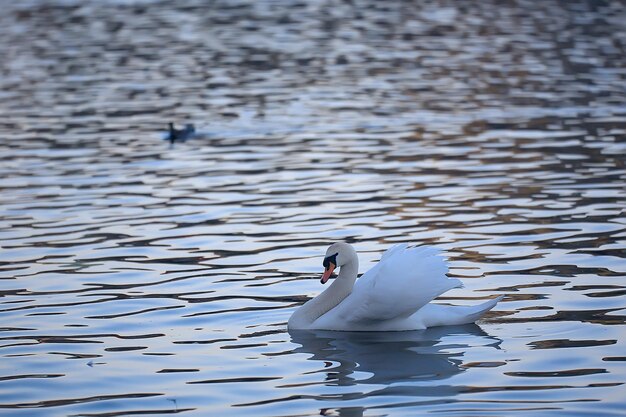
[{"x1": 0, "y1": 0, "x2": 625, "y2": 416}]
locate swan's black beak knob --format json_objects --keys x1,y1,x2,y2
[{"x1": 321, "y1": 253, "x2": 338, "y2": 284}]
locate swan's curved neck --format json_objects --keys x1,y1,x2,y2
[
  {"x1": 332, "y1": 260, "x2": 358, "y2": 291},
  {"x1": 289, "y1": 256, "x2": 359, "y2": 329},
  {"x1": 312, "y1": 259, "x2": 359, "y2": 319}
]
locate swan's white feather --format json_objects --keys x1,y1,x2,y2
[
  {"x1": 415, "y1": 296, "x2": 504, "y2": 328},
  {"x1": 311, "y1": 244, "x2": 469, "y2": 331}
]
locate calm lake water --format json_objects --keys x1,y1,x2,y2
[{"x1": 1, "y1": 0, "x2": 625, "y2": 416}]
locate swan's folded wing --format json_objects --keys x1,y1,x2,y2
[{"x1": 313, "y1": 245, "x2": 462, "y2": 329}]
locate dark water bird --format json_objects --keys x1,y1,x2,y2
[{"x1": 167, "y1": 122, "x2": 195, "y2": 144}]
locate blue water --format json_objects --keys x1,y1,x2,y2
[{"x1": 1, "y1": 0, "x2": 625, "y2": 416}]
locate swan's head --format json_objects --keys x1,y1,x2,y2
[{"x1": 321, "y1": 242, "x2": 357, "y2": 284}]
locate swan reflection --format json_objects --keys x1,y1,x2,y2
[{"x1": 289, "y1": 324, "x2": 501, "y2": 387}]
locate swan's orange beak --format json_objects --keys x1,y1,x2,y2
[{"x1": 321, "y1": 263, "x2": 335, "y2": 284}]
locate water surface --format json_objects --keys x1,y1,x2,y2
[{"x1": 1, "y1": 0, "x2": 625, "y2": 416}]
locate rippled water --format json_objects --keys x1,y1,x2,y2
[{"x1": 1, "y1": 0, "x2": 626, "y2": 415}]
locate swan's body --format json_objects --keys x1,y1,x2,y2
[{"x1": 288, "y1": 242, "x2": 502, "y2": 331}]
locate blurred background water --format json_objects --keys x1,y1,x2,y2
[{"x1": 1, "y1": 0, "x2": 625, "y2": 416}]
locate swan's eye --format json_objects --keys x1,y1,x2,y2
[{"x1": 323, "y1": 253, "x2": 338, "y2": 270}]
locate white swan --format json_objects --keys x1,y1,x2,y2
[{"x1": 288, "y1": 242, "x2": 503, "y2": 331}]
